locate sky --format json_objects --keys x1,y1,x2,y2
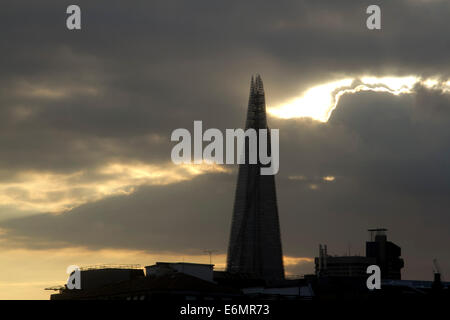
[{"x1": 0, "y1": 0, "x2": 450, "y2": 299}]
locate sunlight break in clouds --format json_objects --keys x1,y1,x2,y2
[
  {"x1": 268, "y1": 78, "x2": 353, "y2": 122},
  {"x1": 268, "y1": 76, "x2": 450, "y2": 122},
  {"x1": 0, "y1": 162, "x2": 230, "y2": 214}
]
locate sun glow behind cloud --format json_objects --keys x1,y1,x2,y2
[
  {"x1": 268, "y1": 76, "x2": 450, "y2": 122},
  {"x1": 0, "y1": 162, "x2": 230, "y2": 214},
  {"x1": 268, "y1": 79, "x2": 353, "y2": 121}
]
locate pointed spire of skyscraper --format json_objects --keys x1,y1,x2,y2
[{"x1": 254, "y1": 74, "x2": 264, "y2": 94}]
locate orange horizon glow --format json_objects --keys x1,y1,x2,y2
[{"x1": 0, "y1": 245, "x2": 314, "y2": 299}]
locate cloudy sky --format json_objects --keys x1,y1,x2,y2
[{"x1": 1, "y1": 0, "x2": 449, "y2": 299}]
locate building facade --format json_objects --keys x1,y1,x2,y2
[{"x1": 315, "y1": 229, "x2": 404, "y2": 280}]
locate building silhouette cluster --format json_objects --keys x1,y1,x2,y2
[{"x1": 316, "y1": 229, "x2": 404, "y2": 279}]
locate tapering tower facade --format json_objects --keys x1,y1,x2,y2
[{"x1": 226, "y1": 75, "x2": 284, "y2": 281}]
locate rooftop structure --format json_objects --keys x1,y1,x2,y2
[{"x1": 145, "y1": 262, "x2": 214, "y2": 283}]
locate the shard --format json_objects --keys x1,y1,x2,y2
[{"x1": 226, "y1": 75, "x2": 285, "y2": 281}]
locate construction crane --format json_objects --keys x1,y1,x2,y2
[
  {"x1": 44, "y1": 285, "x2": 65, "y2": 292},
  {"x1": 203, "y1": 249, "x2": 218, "y2": 265},
  {"x1": 433, "y1": 258, "x2": 442, "y2": 279}
]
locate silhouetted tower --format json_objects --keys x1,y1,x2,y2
[
  {"x1": 432, "y1": 258, "x2": 443, "y2": 292},
  {"x1": 226, "y1": 75, "x2": 284, "y2": 281},
  {"x1": 366, "y1": 228, "x2": 404, "y2": 279}
]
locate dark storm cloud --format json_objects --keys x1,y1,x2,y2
[{"x1": 0, "y1": 0, "x2": 450, "y2": 279}]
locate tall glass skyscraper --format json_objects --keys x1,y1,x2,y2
[{"x1": 226, "y1": 75, "x2": 285, "y2": 281}]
